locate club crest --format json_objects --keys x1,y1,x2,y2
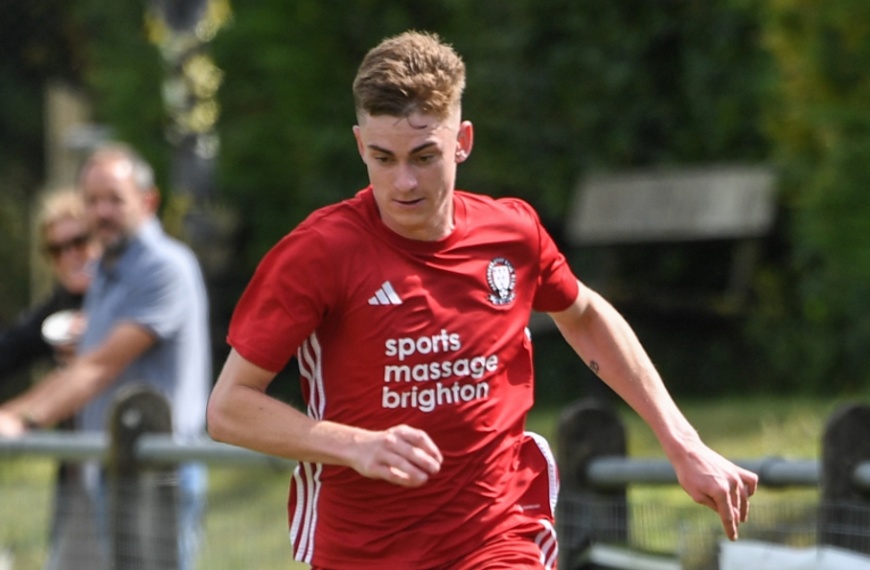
[{"x1": 487, "y1": 257, "x2": 516, "y2": 305}]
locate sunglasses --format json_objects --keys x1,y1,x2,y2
[{"x1": 43, "y1": 234, "x2": 91, "y2": 259}]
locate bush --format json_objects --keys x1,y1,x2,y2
[{"x1": 749, "y1": 1, "x2": 870, "y2": 392}]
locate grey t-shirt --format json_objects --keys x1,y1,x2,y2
[{"x1": 78, "y1": 218, "x2": 210, "y2": 439}]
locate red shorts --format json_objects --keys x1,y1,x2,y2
[
  {"x1": 431, "y1": 520, "x2": 558, "y2": 570},
  {"x1": 311, "y1": 523, "x2": 556, "y2": 570},
  {"x1": 434, "y1": 432, "x2": 559, "y2": 569},
  {"x1": 310, "y1": 432, "x2": 559, "y2": 570}
]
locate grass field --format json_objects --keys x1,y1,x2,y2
[{"x1": 1, "y1": 394, "x2": 863, "y2": 569}]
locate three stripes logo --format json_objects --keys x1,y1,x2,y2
[{"x1": 368, "y1": 281, "x2": 402, "y2": 305}]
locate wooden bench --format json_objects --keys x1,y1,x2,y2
[{"x1": 563, "y1": 164, "x2": 776, "y2": 319}]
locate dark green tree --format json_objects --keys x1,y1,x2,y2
[
  {"x1": 0, "y1": 1, "x2": 84, "y2": 325},
  {"x1": 6, "y1": 0, "x2": 797, "y2": 399},
  {"x1": 750, "y1": 0, "x2": 870, "y2": 392}
]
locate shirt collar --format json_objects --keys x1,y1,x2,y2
[{"x1": 98, "y1": 217, "x2": 162, "y2": 279}]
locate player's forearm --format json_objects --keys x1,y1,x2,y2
[
  {"x1": 206, "y1": 382, "x2": 365, "y2": 466},
  {"x1": 552, "y1": 287, "x2": 702, "y2": 457}
]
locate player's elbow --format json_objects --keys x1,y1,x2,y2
[{"x1": 205, "y1": 394, "x2": 232, "y2": 443}]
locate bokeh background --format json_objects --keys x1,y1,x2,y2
[{"x1": 2, "y1": 0, "x2": 870, "y2": 406}]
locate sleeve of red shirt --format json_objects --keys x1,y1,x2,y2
[
  {"x1": 228, "y1": 222, "x2": 335, "y2": 373},
  {"x1": 502, "y1": 198, "x2": 579, "y2": 313}
]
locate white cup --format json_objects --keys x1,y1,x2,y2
[{"x1": 41, "y1": 310, "x2": 86, "y2": 347}]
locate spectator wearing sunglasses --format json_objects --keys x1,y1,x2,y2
[
  {"x1": 0, "y1": 189, "x2": 100, "y2": 380},
  {"x1": 0, "y1": 145, "x2": 211, "y2": 570}
]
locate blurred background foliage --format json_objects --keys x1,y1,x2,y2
[
  {"x1": 1, "y1": 0, "x2": 868, "y2": 401},
  {"x1": 747, "y1": 0, "x2": 870, "y2": 393}
]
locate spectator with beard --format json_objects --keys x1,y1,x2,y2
[{"x1": 0, "y1": 145, "x2": 211, "y2": 570}]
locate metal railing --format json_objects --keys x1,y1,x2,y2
[
  {"x1": 0, "y1": 385, "x2": 298, "y2": 570},
  {"x1": 7, "y1": 433, "x2": 864, "y2": 489},
  {"x1": 0, "y1": 431, "x2": 294, "y2": 469},
  {"x1": 5, "y1": 393, "x2": 870, "y2": 570},
  {"x1": 587, "y1": 456, "x2": 870, "y2": 490},
  {"x1": 555, "y1": 399, "x2": 870, "y2": 569}
]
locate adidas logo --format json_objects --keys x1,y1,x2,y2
[{"x1": 368, "y1": 281, "x2": 403, "y2": 305}]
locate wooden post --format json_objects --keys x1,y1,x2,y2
[
  {"x1": 556, "y1": 398, "x2": 628, "y2": 569},
  {"x1": 819, "y1": 403, "x2": 870, "y2": 555},
  {"x1": 32, "y1": 83, "x2": 94, "y2": 301},
  {"x1": 107, "y1": 384, "x2": 179, "y2": 570}
]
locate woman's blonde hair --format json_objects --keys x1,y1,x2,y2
[{"x1": 36, "y1": 188, "x2": 87, "y2": 246}]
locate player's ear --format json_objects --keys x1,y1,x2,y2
[
  {"x1": 352, "y1": 125, "x2": 366, "y2": 162},
  {"x1": 455, "y1": 120, "x2": 474, "y2": 164}
]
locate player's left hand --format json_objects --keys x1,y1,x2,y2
[{"x1": 671, "y1": 443, "x2": 758, "y2": 540}]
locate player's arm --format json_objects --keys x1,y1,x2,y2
[
  {"x1": 207, "y1": 349, "x2": 443, "y2": 487},
  {"x1": 0, "y1": 322, "x2": 156, "y2": 430},
  {"x1": 548, "y1": 281, "x2": 758, "y2": 540}
]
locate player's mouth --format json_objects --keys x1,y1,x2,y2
[{"x1": 394, "y1": 197, "x2": 425, "y2": 207}]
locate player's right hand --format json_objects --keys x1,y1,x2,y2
[{"x1": 352, "y1": 424, "x2": 443, "y2": 487}]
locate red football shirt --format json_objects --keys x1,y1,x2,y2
[{"x1": 228, "y1": 187, "x2": 578, "y2": 568}]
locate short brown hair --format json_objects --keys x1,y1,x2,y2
[{"x1": 353, "y1": 31, "x2": 466, "y2": 121}]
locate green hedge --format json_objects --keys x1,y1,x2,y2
[
  {"x1": 54, "y1": 1, "x2": 772, "y2": 398},
  {"x1": 13, "y1": 1, "x2": 870, "y2": 396},
  {"x1": 748, "y1": 1, "x2": 870, "y2": 392}
]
